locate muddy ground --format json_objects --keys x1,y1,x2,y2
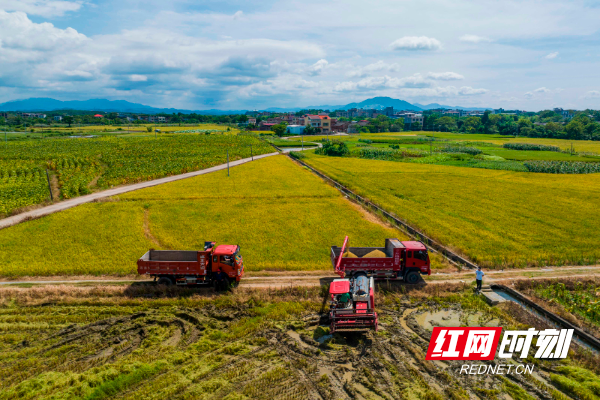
[{"x1": 0, "y1": 284, "x2": 598, "y2": 399}]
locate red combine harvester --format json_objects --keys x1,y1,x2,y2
[
  {"x1": 137, "y1": 241, "x2": 244, "y2": 287},
  {"x1": 328, "y1": 237, "x2": 431, "y2": 333},
  {"x1": 329, "y1": 274, "x2": 377, "y2": 333}
]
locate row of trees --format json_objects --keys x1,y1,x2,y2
[
  {"x1": 1, "y1": 112, "x2": 250, "y2": 127},
  {"x1": 423, "y1": 110, "x2": 600, "y2": 140}
]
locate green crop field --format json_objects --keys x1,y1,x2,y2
[
  {"x1": 302, "y1": 153, "x2": 600, "y2": 269},
  {"x1": 0, "y1": 155, "x2": 444, "y2": 276},
  {"x1": 285, "y1": 133, "x2": 600, "y2": 170},
  {"x1": 0, "y1": 134, "x2": 272, "y2": 216}
]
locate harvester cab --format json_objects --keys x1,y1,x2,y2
[{"x1": 329, "y1": 274, "x2": 378, "y2": 333}]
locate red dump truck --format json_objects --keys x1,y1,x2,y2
[
  {"x1": 137, "y1": 241, "x2": 244, "y2": 287},
  {"x1": 331, "y1": 237, "x2": 431, "y2": 284}
]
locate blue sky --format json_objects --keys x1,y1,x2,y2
[{"x1": 1, "y1": 0, "x2": 600, "y2": 110}]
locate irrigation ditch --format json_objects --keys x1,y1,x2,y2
[{"x1": 492, "y1": 284, "x2": 600, "y2": 352}]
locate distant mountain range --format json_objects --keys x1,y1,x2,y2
[{"x1": 0, "y1": 96, "x2": 492, "y2": 114}]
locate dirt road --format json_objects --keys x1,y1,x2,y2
[
  {"x1": 2, "y1": 264, "x2": 599, "y2": 288},
  {"x1": 0, "y1": 152, "x2": 279, "y2": 230}
]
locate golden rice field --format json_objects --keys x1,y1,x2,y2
[
  {"x1": 0, "y1": 155, "x2": 443, "y2": 276},
  {"x1": 302, "y1": 153, "x2": 600, "y2": 268}
]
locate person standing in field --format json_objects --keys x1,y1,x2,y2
[{"x1": 475, "y1": 267, "x2": 484, "y2": 294}]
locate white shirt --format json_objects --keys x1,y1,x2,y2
[{"x1": 476, "y1": 270, "x2": 484, "y2": 280}]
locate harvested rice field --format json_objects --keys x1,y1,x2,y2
[{"x1": 1, "y1": 281, "x2": 598, "y2": 399}]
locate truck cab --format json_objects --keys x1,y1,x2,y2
[
  {"x1": 402, "y1": 241, "x2": 430, "y2": 274},
  {"x1": 210, "y1": 244, "x2": 244, "y2": 281}
]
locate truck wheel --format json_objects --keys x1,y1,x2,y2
[
  {"x1": 405, "y1": 271, "x2": 420, "y2": 284},
  {"x1": 157, "y1": 277, "x2": 173, "y2": 286}
]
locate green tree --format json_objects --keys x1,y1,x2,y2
[
  {"x1": 304, "y1": 125, "x2": 317, "y2": 135},
  {"x1": 317, "y1": 140, "x2": 349, "y2": 156},
  {"x1": 64, "y1": 116, "x2": 74, "y2": 127},
  {"x1": 146, "y1": 126, "x2": 152, "y2": 132},
  {"x1": 462, "y1": 117, "x2": 480, "y2": 133},
  {"x1": 436, "y1": 116, "x2": 457, "y2": 131},
  {"x1": 481, "y1": 110, "x2": 491, "y2": 126},
  {"x1": 545, "y1": 122, "x2": 562, "y2": 135},
  {"x1": 565, "y1": 120, "x2": 584, "y2": 139},
  {"x1": 272, "y1": 123, "x2": 287, "y2": 137}
]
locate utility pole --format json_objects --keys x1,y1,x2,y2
[
  {"x1": 302, "y1": 134, "x2": 304, "y2": 150},
  {"x1": 45, "y1": 169, "x2": 53, "y2": 201},
  {"x1": 227, "y1": 149, "x2": 230, "y2": 177},
  {"x1": 250, "y1": 144, "x2": 253, "y2": 161}
]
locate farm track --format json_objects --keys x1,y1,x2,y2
[
  {"x1": 1, "y1": 264, "x2": 599, "y2": 287},
  {"x1": 0, "y1": 151, "x2": 278, "y2": 230}
]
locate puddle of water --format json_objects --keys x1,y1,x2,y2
[
  {"x1": 400, "y1": 308, "x2": 418, "y2": 333},
  {"x1": 415, "y1": 310, "x2": 499, "y2": 331},
  {"x1": 287, "y1": 330, "x2": 311, "y2": 348},
  {"x1": 316, "y1": 334, "x2": 333, "y2": 344}
]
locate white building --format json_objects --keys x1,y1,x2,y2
[
  {"x1": 398, "y1": 113, "x2": 423, "y2": 126},
  {"x1": 286, "y1": 125, "x2": 305, "y2": 135},
  {"x1": 54, "y1": 116, "x2": 63, "y2": 121}
]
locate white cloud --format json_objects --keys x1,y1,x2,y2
[
  {"x1": 390, "y1": 36, "x2": 441, "y2": 51},
  {"x1": 232, "y1": 10, "x2": 243, "y2": 20},
  {"x1": 585, "y1": 90, "x2": 600, "y2": 98},
  {"x1": 307, "y1": 59, "x2": 328, "y2": 76},
  {"x1": 0, "y1": 0, "x2": 82, "y2": 17},
  {"x1": 427, "y1": 72, "x2": 464, "y2": 81},
  {"x1": 459, "y1": 35, "x2": 492, "y2": 43},
  {"x1": 347, "y1": 60, "x2": 401, "y2": 78},
  {"x1": 457, "y1": 86, "x2": 488, "y2": 95},
  {"x1": 399, "y1": 86, "x2": 488, "y2": 98},
  {"x1": 129, "y1": 74, "x2": 148, "y2": 82},
  {"x1": 534, "y1": 87, "x2": 551, "y2": 93},
  {"x1": 545, "y1": 52, "x2": 559, "y2": 59},
  {"x1": 0, "y1": 10, "x2": 87, "y2": 50},
  {"x1": 334, "y1": 74, "x2": 432, "y2": 92}
]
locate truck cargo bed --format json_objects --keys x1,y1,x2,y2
[
  {"x1": 331, "y1": 246, "x2": 392, "y2": 258},
  {"x1": 140, "y1": 250, "x2": 199, "y2": 262}
]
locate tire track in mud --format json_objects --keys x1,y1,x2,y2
[{"x1": 9, "y1": 299, "x2": 587, "y2": 399}]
